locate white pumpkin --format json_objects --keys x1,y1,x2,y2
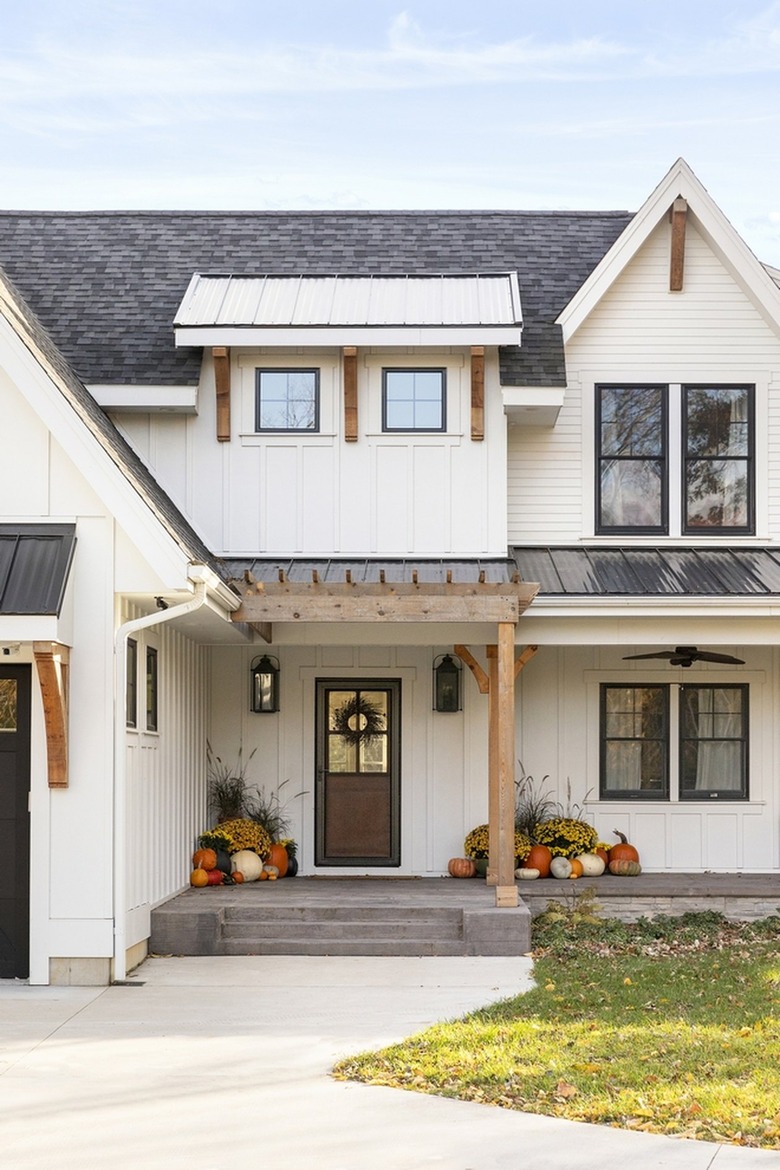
[
  {"x1": 550, "y1": 856, "x2": 573, "y2": 879},
  {"x1": 577, "y1": 852, "x2": 606, "y2": 877},
  {"x1": 515, "y1": 868, "x2": 541, "y2": 880},
  {"x1": 231, "y1": 849, "x2": 263, "y2": 882}
]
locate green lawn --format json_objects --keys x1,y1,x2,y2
[{"x1": 334, "y1": 903, "x2": 780, "y2": 1149}]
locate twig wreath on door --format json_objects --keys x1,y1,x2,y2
[{"x1": 332, "y1": 695, "x2": 386, "y2": 746}]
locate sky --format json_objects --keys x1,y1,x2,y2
[{"x1": 2, "y1": 1, "x2": 780, "y2": 264}]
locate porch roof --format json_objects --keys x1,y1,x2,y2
[
  {"x1": 0, "y1": 525, "x2": 76, "y2": 615},
  {"x1": 511, "y1": 546, "x2": 780, "y2": 596}
]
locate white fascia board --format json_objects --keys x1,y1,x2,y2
[
  {"x1": 89, "y1": 384, "x2": 198, "y2": 413},
  {"x1": 0, "y1": 616, "x2": 62, "y2": 642},
  {"x1": 174, "y1": 325, "x2": 522, "y2": 347},
  {"x1": 502, "y1": 386, "x2": 566, "y2": 425},
  {"x1": 557, "y1": 157, "x2": 780, "y2": 342},
  {"x1": 0, "y1": 314, "x2": 192, "y2": 590},
  {"x1": 525, "y1": 596, "x2": 780, "y2": 620}
]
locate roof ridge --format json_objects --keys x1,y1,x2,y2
[{"x1": 0, "y1": 208, "x2": 634, "y2": 220}]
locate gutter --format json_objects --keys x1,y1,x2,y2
[{"x1": 112, "y1": 576, "x2": 209, "y2": 983}]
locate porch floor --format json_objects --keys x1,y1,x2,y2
[{"x1": 149, "y1": 872, "x2": 780, "y2": 960}]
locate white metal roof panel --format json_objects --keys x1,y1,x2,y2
[{"x1": 175, "y1": 273, "x2": 523, "y2": 329}]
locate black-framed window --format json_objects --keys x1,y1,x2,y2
[
  {"x1": 596, "y1": 383, "x2": 755, "y2": 535},
  {"x1": 679, "y1": 685, "x2": 748, "y2": 799},
  {"x1": 255, "y1": 369, "x2": 319, "y2": 432},
  {"x1": 146, "y1": 646, "x2": 158, "y2": 732},
  {"x1": 600, "y1": 683, "x2": 749, "y2": 801},
  {"x1": 597, "y1": 385, "x2": 667, "y2": 533},
  {"x1": 126, "y1": 638, "x2": 137, "y2": 728},
  {"x1": 683, "y1": 385, "x2": 754, "y2": 533},
  {"x1": 382, "y1": 368, "x2": 446, "y2": 432},
  {"x1": 600, "y1": 685, "x2": 669, "y2": 798}
]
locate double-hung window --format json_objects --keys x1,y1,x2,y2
[
  {"x1": 596, "y1": 384, "x2": 754, "y2": 535},
  {"x1": 255, "y1": 369, "x2": 319, "y2": 432},
  {"x1": 600, "y1": 683, "x2": 748, "y2": 800},
  {"x1": 382, "y1": 369, "x2": 446, "y2": 432}
]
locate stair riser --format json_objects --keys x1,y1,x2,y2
[
  {"x1": 220, "y1": 939, "x2": 469, "y2": 956},
  {"x1": 222, "y1": 921, "x2": 462, "y2": 942}
]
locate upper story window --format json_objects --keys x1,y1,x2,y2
[
  {"x1": 600, "y1": 683, "x2": 748, "y2": 801},
  {"x1": 382, "y1": 369, "x2": 446, "y2": 432},
  {"x1": 596, "y1": 384, "x2": 754, "y2": 535},
  {"x1": 255, "y1": 369, "x2": 319, "y2": 432}
]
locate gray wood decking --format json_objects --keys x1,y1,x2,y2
[{"x1": 149, "y1": 873, "x2": 780, "y2": 959}]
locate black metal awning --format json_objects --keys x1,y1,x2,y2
[{"x1": 0, "y1": 525, "x2": 77, "y2": 615}]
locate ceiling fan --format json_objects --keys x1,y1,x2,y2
[{"x1": 622, "y1": 646, "x2": 745, "y2": 669}]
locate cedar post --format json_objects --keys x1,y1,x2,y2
[
  {"x1": 495, "y1": 621, "x2": 518, "y2": 905},
  {"x1": 213, "y1": 347, "x2": 231, "y2": 441},
  {"x1": 670, "y1": 198, "x2": 687, "y2": 292},
  {"x1": 486, "y1": 645, "x2": 499, "y2": 885},
  {"x1": 343, "y1": 347, "x2": 358, "y2": 441},
  {"x1": 471, "y1": 346, "x2": 485, "y2": 440}
]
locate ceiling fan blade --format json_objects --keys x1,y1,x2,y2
[
  {"x1": 622, "y1": 651, "x2": 675, "y2": 661},
  {"x1": 691, "y1": 651, "x2": 746, "y2": 665}
]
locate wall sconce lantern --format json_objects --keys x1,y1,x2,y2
[
  {"x1": 250, "y1": 654, "x2": 280, "y2": 713},
  {"x1": 433, "y1": 653, "x2": 462, "y2": 713}
]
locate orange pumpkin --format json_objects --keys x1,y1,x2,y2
[
  {"x1": 190, "y1": 868, "x2": 208, "y2": 887},
  {"x1": 609, "y1": 830, "x2": 640, "y2": 865},
  {"x1": 192, "y1": 848, "x2": 217, "y2": 871},
  {"x1": 267, "y1": 842, "x2": 289, "y2": 878},
  {"x1": 595, "y1": 846, "x2": 610, "y2": 868},
  {"x1": 232, "y1": 871, "x2": 245, "y2": 884},
  {"x1": 448, "y1": 857, "x2": 477, "y2": 879},
  {"x1": 568, "y1": 857, "x2": 583, "y2": 879},
  {"x1": 525, "y1": 844, "x2": 553, "y2": 878},
  {"x1": 258, "y1": 869, "x2": 269, "y2": 880}
]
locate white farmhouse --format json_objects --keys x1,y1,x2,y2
[{"x1": 1, "y1": 159, "x2": 779, "y2": 983}]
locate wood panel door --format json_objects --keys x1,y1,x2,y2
[
  {"x1": 315, "y1": 680, "x2": 400, "y2": 866},
  {"x1": 0, "y1": 665, "x2": 31, "y2": 979}
]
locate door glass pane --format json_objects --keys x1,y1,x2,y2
[
  {"x1": 0, "y1": 679, "x2": 17, "y2": 731},
  {"x1": 326, "y1": 689, "x2": 388, "y2": 774}
]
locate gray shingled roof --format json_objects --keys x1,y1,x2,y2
[{"x1": 0, "y1": 209, "x2": 632, "y2": 388}]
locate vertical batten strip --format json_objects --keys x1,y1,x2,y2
[
  {"x1": 213, "y1": 346, "x2": 231, "y2": 441},
  {"x1": 471, "y1": 346, "x2": 485, "y2": 440},
  {"x1": 343, "y1": 346, "x2": 358, "y2": 441}
]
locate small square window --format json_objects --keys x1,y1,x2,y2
[
  {"x1": 382, "y1": 369, "x2": 446, "y2": 432},
  {"x1": 255, "y1": 369, "x2": 319, "y2": 432}
]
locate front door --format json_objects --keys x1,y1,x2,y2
[
  {"x1": 315, "y1": 680, "x2": 400, "y2": 866},
  {"x1": 0, "y1": 665, "x2": 31, "y2": 978}
]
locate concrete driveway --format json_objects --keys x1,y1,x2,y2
[{"x1": 0, "y1": 955, "x2": 777, "y2": 1169}]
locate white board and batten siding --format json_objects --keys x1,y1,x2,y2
[
  {"x1": 122, "y1": 601, "x2": 210, "y2": 947},
  {"x1": 517, "y1": 646, "x2": 779, "y2": 872},
  {"x1": 507, "y1": 219, "x2": 780, "y2": 544},
  {"x1": 113, "y1": 347, "x2": 508, "y2": 559}
]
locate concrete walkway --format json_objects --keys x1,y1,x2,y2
[{"x1": 0, "y1": 956, "x2": 777, "y2": 1169}]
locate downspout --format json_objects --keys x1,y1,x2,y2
[{"x1": 112, "y1": 578, "x2": 208, "y2": 982}]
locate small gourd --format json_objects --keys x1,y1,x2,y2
[
  {"x1": 263, "y1": 864, "x2": 280, "y2": 880},
  {"x1": 550, "y1": 856, "x2": 572, "y2": 879},
  {"x1": 231, "y1": 849, "x2": 264, "y2": 882},
  {"x1": 515, "y1": 867, "x2": 541, "y2": 880},
  {"x1": 608, "y1": 858, "x2": 642, "y2": 877},
  {"x1": 190, "y1": 868, "x2": 208, "y2": 887},
  {"x1": 577, "y1": 853, "x2": 606, "y2": 877},
  {"x1": 568, "y1": 858, "x2": 583, "y2": 879},
  {"x1": 448, "y1": 857, "x2": 477, "y2": 879}
]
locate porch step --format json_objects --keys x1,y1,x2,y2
[
  {"x1": 150, "y1": 885, "x2": 532, "y2": 957},
  {"x1": 220, "y1": 906, "x2": 465, "y2": 954}
]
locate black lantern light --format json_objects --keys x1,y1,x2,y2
[
  {"x1": 250, "y1": 654, "x2": 280, "y2": 713},
  {"x1": 433, "y1": 653, "x2": 462, "y2": 713}
]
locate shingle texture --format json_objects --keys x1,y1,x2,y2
[{"x1": 0, "y1": 209, "x2": 632, "y2": 388}]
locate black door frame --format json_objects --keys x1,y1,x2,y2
[
  {"x1": 315, "y1": 678, "x2": 401, "y2": 866},
  {"x1": 0, "y1": 664, "x2": 32, "y2": 979}
]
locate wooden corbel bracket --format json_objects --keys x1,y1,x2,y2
[{"x1": 33, "y1": 642, "x2": 69, "y2": 788}]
